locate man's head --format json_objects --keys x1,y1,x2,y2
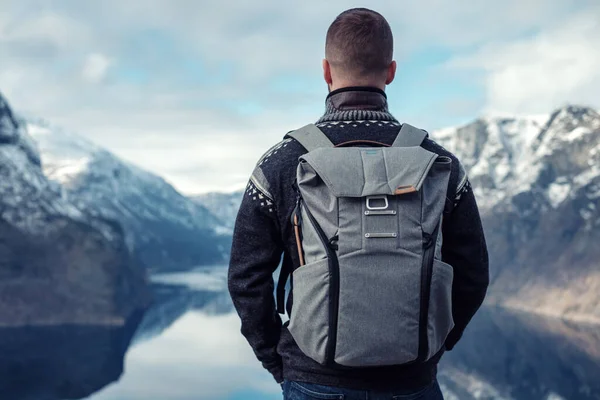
[{"x1": 323, "y1": 8, "x2": 396, "y2": 91}]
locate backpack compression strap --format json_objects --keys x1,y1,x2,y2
[
  {"x1": 286, "y1": 124, "x2": 334, "y2": 151},
  {"x1": 392, "y1": 123, "x2": 428, "y2": 147}
]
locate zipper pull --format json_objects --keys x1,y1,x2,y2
[
  {"x1": 422, "y1": 233, "x2": 434, "y2": 249},
  {"x1": 291, "y1": 197, "x2": 303, "y2": 226},
  {"x1": 329, "y1": 235, "x2": 339, "y2": 251}
]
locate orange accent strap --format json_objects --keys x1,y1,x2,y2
[
  {"x1": 293, "y1": 215, "x2": 305, "y2": 266},
  {"x1": 394, "y1": 185, "x2": 417, "y2": 195}
]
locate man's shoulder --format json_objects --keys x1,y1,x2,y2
[
  {"x1": 249, "y1": 132, "x2": 307, "y2": 201},
  {"x1": 253, "y1": 130, "x2": 308, "y2": 171},
  {"x1": 254, "y1": 138, "x2": 291, "y2": 166}
]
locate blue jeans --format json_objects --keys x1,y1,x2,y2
[{"x1": 282, "y1": 380, "x2": 444, "y2": 400}]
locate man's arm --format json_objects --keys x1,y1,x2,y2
[
  {"x1": 442, "y1": 179, "x2": 490, "y2": 350},
  {"x1": 228, "y1": 176, "x2": 284, "y2": 383}
]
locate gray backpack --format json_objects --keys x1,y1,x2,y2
[{"x1": 279, "y1": 123, "x2": 455, "y2": 368}]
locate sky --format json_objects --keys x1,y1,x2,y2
[{"x1": 1, "y1": 0, "x2": 599, "y2": 194}]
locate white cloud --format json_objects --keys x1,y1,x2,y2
[
  {"x1": 446, "y1": 7, "x2": 600, "y2": 115},
  {"x1": 81, "y1": 53, "x2": 112, "y2": 83},
  {"x1": 1, "y1": 0, "x2": 599, "y2": 193}
]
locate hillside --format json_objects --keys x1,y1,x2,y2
[
  {"x1": 0, "y1": 91, "x2": 149, "y2": 326},
  {"x1": 22, "y1": 117, "x2": 231, "y2": 271}
]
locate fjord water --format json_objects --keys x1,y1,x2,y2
[
  {"x1": 90, "y1": 268, "x2": 600, "y2": 400},
  {"x1": 2, "y1": 268, "x2": 598, "y2": 400}
]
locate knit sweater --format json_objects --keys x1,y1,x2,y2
[{"x1": 228, "y1": 87, "x2": 489, "y2": 390}]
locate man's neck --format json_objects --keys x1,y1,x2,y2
[{"x1": 317, "y1": 86, "x2": 397, "y2": 124}]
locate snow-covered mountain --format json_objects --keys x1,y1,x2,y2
[
  {"x1": 431, "y1": 105, "x2": 600, "y2": 322},
  {"x1": 0, "y1": 91, "x2": 149, "y2": 325},
  {"x1": 434, "y1": 107, "x2": 599, "y2": 213},
  {"x1": 434, "y1": 114, "x2": 549, "y2": 209},
  {"x1": 193, "y1": 191, "x2": 244, "y2": 230},
  {"x1": 21, "y1": 117, "x2": 231, "y2": 272},
  {"x1": 199, "y1": 106, "x2": 600, "y2": 321}
]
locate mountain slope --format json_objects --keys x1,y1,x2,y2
[
  {"x1": 0, "y1": 91, "x2": 149, "y2": 326},
  {"x1": 23, "y1": 118, "x2": 230, "y2": 271},
  {"x1": 193, "y1": 191, "x2": 244, "y2": 230},
  {"x1": 432, "y1": 105, "x2": 600, "y2": 322}
]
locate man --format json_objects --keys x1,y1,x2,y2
[{"x1": 228, "y1": 8, "x2": 489, "y2": 400}]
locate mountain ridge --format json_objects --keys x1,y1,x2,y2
[
  {"x1": 20, "y1": 115, "x2": 231, "y2": 271},
  {"x1": 197, "y1": 104, "x2": 600, "y2": 321}
]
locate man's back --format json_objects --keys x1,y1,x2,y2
[
  {"x1": 228, "y1": 87, "x2": 489, "y2": 391},
  {"x1": 228, "y1": 8, "x2": 488, "y2": 399}
]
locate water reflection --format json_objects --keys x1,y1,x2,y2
[
  {"x1": 0, "y1": 309, "x2": 145, "y2": 400},
  {"x1": 93, "y1": 267, "x2": 280, "y2": 400},
  {"x1": 440, "y1": 307, "x2": 600, "y2": 400},
  {"x1": 94, "y1": 312, "x2": 280, "y2": 400},
  {"x1": 107, "y1": 268, "x2": 600, "y2": 400},
  {"x1": 134, "y1": 270, "x2": 233, "y2": 343},
  {"x1": 1, "y1": 267, "x2": 598, "y2": 400}
]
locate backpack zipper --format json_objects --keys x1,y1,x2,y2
[
  {"x1": 416, "y1": 222, "x2": 441, "y2": 362},
  {"x1": 300, "y1": 198, "x2": 340, "y2": 367},
  {"x1": 292, "y1": 199, "x2": 305, "y2": 266}
]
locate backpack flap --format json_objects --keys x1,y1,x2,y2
[{"x1": 298, "y1": 146, "x2": 440, "y2": 197}]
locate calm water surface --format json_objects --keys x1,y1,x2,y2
[{"x1": 1, "y1": 267, "x2": 598, "y2": 400}]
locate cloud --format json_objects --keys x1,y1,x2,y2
[
  {"x1": 81, "y1": 53, "x2": 112, "y2": 83},
  {"x1": 1, "y1": 0, "x2": 598, "y2": 193},
  {"x1": 445, "y1": 6, "x2": 600, "y2": 115}
]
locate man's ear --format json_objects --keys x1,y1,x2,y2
[
  {"x1": 385, "y1": 60, "x2": 397, "y2": 85},
  {"x1": 323, "y1": 59, "x2": 333, "y2": 85}
]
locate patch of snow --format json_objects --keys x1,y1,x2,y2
[
  {"x1": 26, "y1": 119, "x2": 101, "y2": 157},
  {"x1": 547, "y1": 182, "x2": 571, "y2": 208},
  {"x1": 581, "y1": 208, "x2": 594, "y2": 221},
  {"x1": 432, "y1": 126, "x2": 457, "y2": 141},
  {"x1": 563, "y1": 126, "x2": 592, "y2": 142},
  {"x1": 43, "y1": 157, "x2": 91, "y2": 184},
  {"x1": 574, "y1": 165, "x2": 600, "y2": 188},
  {"x1": 529, "y1": 113, "x2": 551, "y2": 126},
  {"x1": 0, "y1": 144, "x2": 86, "y2": 232}
]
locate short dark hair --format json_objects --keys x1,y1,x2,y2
[{"x1": 325, "y1": 8, "x2": 393, "y2": 78}]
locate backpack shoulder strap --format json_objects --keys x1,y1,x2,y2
[
  {"x1": 392, "y1": 123, "x2": 428, "y2": 147},
  {"x1": 285, "y1": 124, "x2": 334, "y2": 151}
]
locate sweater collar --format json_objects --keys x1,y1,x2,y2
[{"x1": 317, "y1": 86, "x2": 398, "y2": 124}]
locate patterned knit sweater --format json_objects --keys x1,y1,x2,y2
[{"x1": 228, "y1": 87, "x2": 489, "y2": 390}]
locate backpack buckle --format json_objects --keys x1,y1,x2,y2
[{"x1": 366, "y1": 195, "x2": 389, "y2": 210}]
